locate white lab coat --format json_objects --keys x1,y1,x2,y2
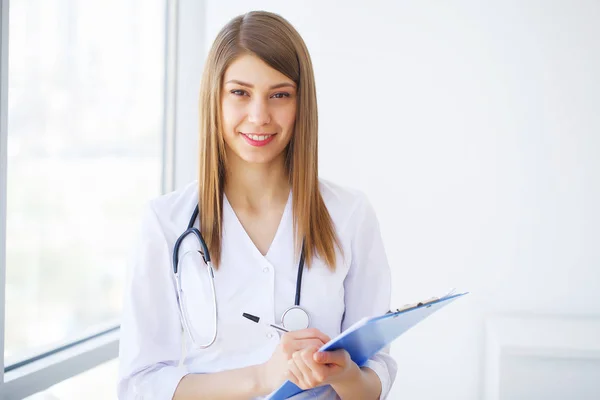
[{"x1": 117, "y1": 179, "x2": 397, "y2": 399}]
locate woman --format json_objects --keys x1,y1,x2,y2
[{"x1": 118, "y1": 10, "x2": 396, "y2": 400}]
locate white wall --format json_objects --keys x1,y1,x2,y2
[{"x1": 180, "y1": 1, "x2": 600, "y2": 398}]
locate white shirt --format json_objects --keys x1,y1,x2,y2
[{"x1": 117, "y1": 179, "x2": 397, "y2": 399}]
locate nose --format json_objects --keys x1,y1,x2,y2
[{"x1": 247, "y1": 98, "x2": 271, "y2": 126}]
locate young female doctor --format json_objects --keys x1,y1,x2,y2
[{"x1": 117, "y1": 10, "x2": 396, "y2": 400}]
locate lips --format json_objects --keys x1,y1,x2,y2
[
  {"x1": 240, "y1": 132, "x2": 276, "y2": 147},
  {"x1": 241, "y1": 133, "x2": 275, "y2": 141}
]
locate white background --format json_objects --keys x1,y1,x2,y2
[{"x1": 173, "y1": 1, "x2": 600, "y2": 399}]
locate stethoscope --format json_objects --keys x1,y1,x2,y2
[{"x1": 173, "y1": 204, "x2": 310, "y2": 349}]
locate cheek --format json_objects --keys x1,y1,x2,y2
[
  {"x1": 221, "y1": 101, "x2": 245, "y2": 133},
  {"x1": 276, "y1": 104, "x2": 297, "y2": 133}
]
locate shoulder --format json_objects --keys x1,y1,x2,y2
[
  {"x1": 149, "y1": 180, "x2": 198, "y2": 213},
  {"x1": 319, "y1": 178, "x2": 366, "y2": 209},
  {"x1": 318, "y1": 178, "x2": 376, "y2": 233},
  {"x1": 144, "y1": 180, "x2": 199, "y2": 237}
]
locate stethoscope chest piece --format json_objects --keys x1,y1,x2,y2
[{"x1": 281, "y1": 306, "x2": 310, "y2": 331}]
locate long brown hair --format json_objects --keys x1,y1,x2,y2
[{"x1": 198, "y1": 11, "x2": 340, "y2": 269}]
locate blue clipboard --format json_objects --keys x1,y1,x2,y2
[{"x1": 266, "y1": 290, "x2": 469, "y2": 400}]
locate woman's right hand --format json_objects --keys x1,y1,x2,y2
[{"x1": 258, "y1": 328, "x2": 331, "y2": 394}]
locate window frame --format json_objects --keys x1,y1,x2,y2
[
  {"x1": 0, "y1": 0, "x2": 9, "y2": 391},
  {"x1": 0, "y1": 0, "x2": 206, "y2": 397}
]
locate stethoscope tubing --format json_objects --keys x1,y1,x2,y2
[{"x1": 173, "y1": 204, "x2": 307, "y2": 349}]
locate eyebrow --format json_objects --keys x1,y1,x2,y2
[{"x1": 225, "y1": 80, "x2": 296, "y2": 90}]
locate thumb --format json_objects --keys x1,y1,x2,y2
[{"x1": 313, "y1": 349, "x2": 346, "y2": 365}]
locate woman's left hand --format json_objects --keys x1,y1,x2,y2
[{"x1": 286, "y1": 347, "x2": 358, "y2": 390}]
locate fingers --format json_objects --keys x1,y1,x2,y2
[
  {"x1": 292, "y1": 352, "x2": 314, "y2": 388},
  {"x1": 280, "y1": 338, "x2": 324, "y2": 359},
  {"x1": 280, "y1": 328, "x2": 331, "y2": 359},
  {"x1": 286, "y1": 328, "x2": 331, "y2": 344},
  {"x1": 300, "y1": 347, "x2": 325, "y2": 381},
  {"x1": 290, "y1": 347, "x2": 328, "y2": 389},
  {"x1": 313, "y1": 349, "x2": 349, "y2": 366},
  {"x1": 290, "y1": 339, "x2": 326, "y2": 352},
  {"x1": 286, "y1": 359, "x2": 304, "y2": 388}
]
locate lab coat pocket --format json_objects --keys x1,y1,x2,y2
[{"x1": 178, "y1": 249, "x2": 217, "y2": 347}]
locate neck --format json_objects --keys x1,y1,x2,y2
[{"x1": 224, "y1": 151, "x2": 290, "y2": 211}]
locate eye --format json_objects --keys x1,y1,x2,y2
[
  {"x1": 231, "y1": 89, "x2": 248, "y2": 96},
  {"x1": 271, "y1": 92, "x2": 290, "y2": 99}
]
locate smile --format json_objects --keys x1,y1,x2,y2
[
  {"x1": 241, "y1": 133, "x2": 275, "y2": 141},
  {"x1": 240, "y1": 133, "x2": 276, "y2": 147}
]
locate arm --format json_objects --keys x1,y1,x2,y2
[
  {"x1": 118, "y1": 203, "x2": 332, "y2": 399},
  {"x1": 174, "y1": 327, "x2": 331, "y2": 399},
  {"x1": 118, "y1": 203, "x2": 272, "y2": 399},
  {"x1": 333, "y1": 192, "x2": 398, "y2": 399},
  {"x1": 118, "y1": 204, "x2": 268, "y2": 399},
  {"x1": 172, "y1": 366, "x2": 264, "y2": 400},
  {"x1": 117, "y1": 203, "x2": 189, "y2": 399},
  {"x1": 286, "y1": 193, "x2": 397, "y2": 398}
]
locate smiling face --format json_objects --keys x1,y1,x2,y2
[{"x1": 220, "y1": 53, "x2": 298, "y2": 166}]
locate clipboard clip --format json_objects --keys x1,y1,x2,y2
[
  {"x1": 386, "y1": 288, "x2": 457, "y2": 314},
  {"x1": 387, "y1": 298, "x2": 437, "y2": 314}
]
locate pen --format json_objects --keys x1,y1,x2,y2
[{"x1": 242, "y1": 313, "x2": 289, "y2": 333}]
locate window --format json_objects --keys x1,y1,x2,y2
[
  {"x1": 5, "y1": 0, "x2": 166, "y2": 367},
  {"x1": 24, "y1": 359, "x2": 118, "y2": 400}
]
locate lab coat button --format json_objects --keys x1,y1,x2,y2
[
  {"x1": 267, "y1": 332, "x2": 274, "y2": 339},
  {"x1": 263, "y1": 267, "x2": 269, "y2": 273}
]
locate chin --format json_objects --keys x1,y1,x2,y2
[
  {"x1": 224, "y1": 137, "x2": 289, "y2": 166},
  {"x1": 239, "y1": 153, "x2": 280, "y2": 165}
]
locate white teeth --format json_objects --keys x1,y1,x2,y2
[{"x1": 246, "y1": 134, "x2": 270, "y2": 141}]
